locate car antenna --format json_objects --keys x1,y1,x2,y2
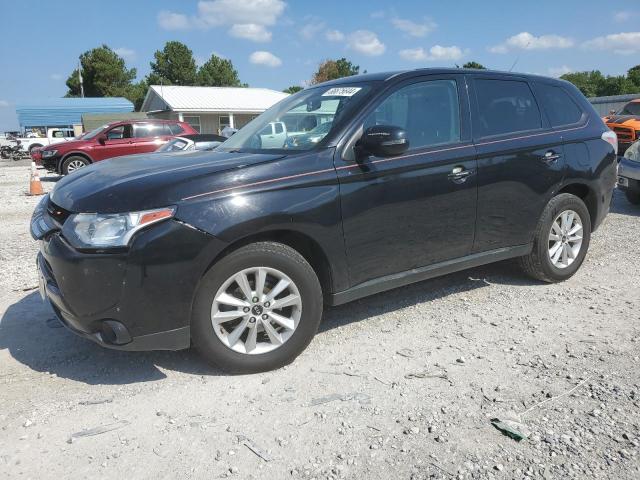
[{"x1": 508, "y1": 41, "x2": 530, "y2": 72}]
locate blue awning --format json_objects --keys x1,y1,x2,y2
[{"x1": 16, "y1": 97, "x2": 134, "y2": 128}]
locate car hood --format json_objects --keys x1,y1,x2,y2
[
  {"x1": 50, "y1": 150, "x2": 285, "y2": 213},
  {"x1": 42, "y1": 139, "x2": 88, "y2": 151},
  {"x1": 604, "y1": 115, "x2": 640, "y2": 125}
]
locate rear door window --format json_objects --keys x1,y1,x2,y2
[
  {"x1": 534, "y1": 83, "x2": 584, "y2": 127},
  {"x1": 473, "y1": 79, "x2": 542, "y2": 137},
  {"x1": 133, "y1": 123, "x2": 163, "y2": 138}
]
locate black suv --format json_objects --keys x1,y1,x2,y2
[{"x1": 31, "y1": 69, "x2": 618, "y2": 372}]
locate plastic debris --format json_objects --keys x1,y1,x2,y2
[{"x1": 490, "y1": 418, "x2": 528, "y2": 442}]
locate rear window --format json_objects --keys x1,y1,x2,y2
[
  {"x1": 474, "y1": 79, "x2": 542, "y2": 137},
  {"x1": 534, "y1": 83, "x2": 583, "y2": 127}
]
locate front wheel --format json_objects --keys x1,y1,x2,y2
[
  {"x1": 192, "y1": 242, "x2": 323, "y2": 373},
  {"x1": 62, "y1": 156, "x2": 90, "y2": 175},
  {"x1": 519, "y1": 193, "x2": 591, "y2": 283}
]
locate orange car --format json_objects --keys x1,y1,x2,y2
[{"x1": 603, "y1": 99, "x2": 640, "y2": 154}]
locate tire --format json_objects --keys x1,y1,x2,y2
[
  {"x1": 625, "y1": 189, "x2": 640, "y2": 205},
  {"x1": 518, "y1": 193, "x2": 591, "y2": 283},
  {"x1": 29, "y1": 144, "x2": 43, "y2": 154},
  {"x1": 61, "y1": 156, "x2": 90, "y2": 175},
  {"x1": 192, "y1": 242, "x2": 323, "y2": 373}
]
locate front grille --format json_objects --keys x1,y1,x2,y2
[
  {"x1": 47, "y1": 200, "x2": 71, "y2": 226},
  {"x1": 612, "y1": 126, "x2": 635, "y2": 142}
]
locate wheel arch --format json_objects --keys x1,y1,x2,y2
[
  {"x1": 201, "y1": 229, "x2": 336, "y2": 300},
  {"x1": 556, "y1": 182, "x2": 598, "y2": 228}
]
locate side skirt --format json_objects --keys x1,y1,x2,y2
[{"x1": 326, "y1": 244, "x2": 532, "y2": 306}]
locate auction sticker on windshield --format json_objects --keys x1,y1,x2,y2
[{"x1": 322, "y1": 87, "x2": 361, "y2": 97}]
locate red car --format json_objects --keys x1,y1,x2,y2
[{"x1": 36, "y1": 119, "x2": 197, "y2": 175}]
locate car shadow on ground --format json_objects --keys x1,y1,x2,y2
[
  {"x1": 1, "y1": 260, "x2": 540, "y2": 386},
  {"x1": 320, "y1": 259, "x2": 539, "y2": 333},
  {"x1": 39, "y1": 174, "x2": 61, "y2": 183},
  {"x1": 610, "y1": 189, "x2": 640, "y2": 217},
  {"x1": 0, "y1": 292, "x2": 222, "y2": 385}
]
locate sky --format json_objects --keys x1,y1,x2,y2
[{"x1": 1, "y1": 0, "x2": 639, "y2": 131}]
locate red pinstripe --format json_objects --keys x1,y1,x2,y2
[{"x1": 182, "y1": 123, "x2": 590, "y2": 201}]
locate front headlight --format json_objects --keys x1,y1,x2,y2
[
  {"x1": 61, "y1": 207, "x2": 176, "y2": 249},
  {"x1": 42, "y1": 150, "x2": 57, "y2": 158}
]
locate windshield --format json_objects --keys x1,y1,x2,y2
[
  {"x1": 219, "y1": 83, "x2": 375, "y2": 153},
  {"x1": 156, "y1": 138, "x2": 190, "y2": 152},
  {"x1": 81, "y1": 124, "x2": 109, "y2": 140},
  {"x1": 619, "y1": 102, "x2": 640, "y2": 116}
]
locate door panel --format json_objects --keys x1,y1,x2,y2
[
  {"x1": 336, "y1": 75, "x2": 477, "y2": 287},
  {"x1": 92, "y1": 124, "x2": 134, "y2": 160},
  {"x1": 468, "y1": 75, "x2": 565, "y2": 252}
]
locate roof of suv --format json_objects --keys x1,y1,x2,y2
[{"x1": 318, "y1": 68, "x2": 568, "y2": 87}]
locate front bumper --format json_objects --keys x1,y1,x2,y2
[
  {"x1": 31, "y1": 198, "x2": 225, "y2": 351},
  {"x1": 618, "y1": 157, "x2": 640, "y2": 192}
]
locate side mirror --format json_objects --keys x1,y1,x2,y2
[
  {"x1": 97, "y1": 134, "x2": 107, "y2": 145},
  {"x1": 358, "y1": 125, "x2": 409, "y2": 158}
]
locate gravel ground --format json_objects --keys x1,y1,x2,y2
[{"x1": 0, "y1": 161, "x2": 639, "y2": 479}]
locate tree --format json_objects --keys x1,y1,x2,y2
[
  {"x1": 462, "y1": 61, "x2": 486, "y2": 70},
  {"x1": 560, "y1": 71, "x2": 606, "y2": 97},
  {"x1": 627, "y1": 65, "x2": 640, "y2": 88},
  {"x1": 311, "y1": 58, "x2": 359, "y2": 84},
  {"x1": 283, "y1": 85, "x2": 303, "y2": 94},
  {"x1": 65, "y1": 45, "x2": 136, "y2": 98},
  {"x1": 147, "y1": 41, "x2": 197, "y2": 86},
  {"x1": 196, "y1": 54, "x2": 242, "y2": 87}
]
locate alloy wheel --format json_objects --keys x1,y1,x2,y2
[
  {"x1": 210, "y1": 267, "x2": 302, "y2": 354},
  {"x1": 548, "y1": 209, "x2": 583, "y2": 269},
  {"x1": 66, "y1": 160, "x2": 86, "y2": 172}
]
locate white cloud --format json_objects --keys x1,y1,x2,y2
[
  {"x1": 325, "y1": 29, "x2": 345, "y2": 42},
  {"x1": 299, "y1": 21, "x2": 325, "y2": 40},
  {"x1": 158, "y1": 0, "x2": 286, "y2": 41},
  {"x1": 0, "y1": 100, "x2": 9, "y2": 107},
  {"x1": 229, "y1": 23, "x2": 271, "y2": 42},
  {"x1": 613, "y1": 11, "x2": 633, "y2": 22},
  {"x1": 50, "y1": 73, "x2": 63, "y2": 81},
  {"x1": 157, "y1": 10, "x2": 191, "y2": 30},
  {"x1": 347, "y1": 30, "x2": 385, "y2": 56},
  {"x1": 249, "y1": 50, "x2": 282, "y2": 67},
  {"x1": 548, "y1": 65, "x2": 572, "y2": 77},
  {"x1": 391, "y1": 17, "x2": 436, "y2": 37},
  {"x1": 489, "y1": 32, "x2": 574, "y2": 53},
  {"x1": 370, "y1": 10, "x2": 385, "y2": 19},
  {"x1": 583, "y1": 31, "x2": 640, "y2": 55},
  {"x1": 114, "y1": 47, "x2": 136, "y2": 60},
  {"x1": 399, "y1": 45, "x2": 465, "y2": 62}
]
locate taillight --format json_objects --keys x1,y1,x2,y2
[{"x1": 601, "y1": 130, "x2": 618, "y2": 155}]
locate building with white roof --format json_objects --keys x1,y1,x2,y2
[{"x1": 141, "y1": 85, "x2": 289, "y2": 134}]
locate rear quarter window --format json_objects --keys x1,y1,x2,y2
[
  {"x1": 474, "y1": 78, "x2": 542, "y2": 137},
  {"x1": 534, "y1": 83, "x2": 584, "y2": 127},
  {"x1": 169, "y1": 123, "x2": 185, "y2": 135}
]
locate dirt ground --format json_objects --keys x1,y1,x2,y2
[{"x1": 1, "y1": 160, "x2": 639, "y2": 479}]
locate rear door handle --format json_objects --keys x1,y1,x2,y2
[
  {"x1": 542, "y1": 151, "x2": 562, "y2": 164},
  {"x1": 448, "y1": 166, "x2": 474, "y2": 183}
]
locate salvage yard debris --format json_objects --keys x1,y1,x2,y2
[{"x1": 67, "y1": 420, "x2": 129, "y2": 443}]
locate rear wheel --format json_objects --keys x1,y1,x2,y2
[
  {"x1": 192, "y1": 242, "x2": 323, "y2": 373},
  {"x1": 519, "y1": 193, "x2": 591, "y2": 282},
  {"x1": 62, "y1": 156, "x2": 90, "y2": 175},
  {"x1": 625, "y1": 189, "x2": 640, "y2": 205}
]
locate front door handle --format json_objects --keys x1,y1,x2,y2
[
  {"x1": 542, "y1": 151, "x2": 562, "y2": 164},
  {"x1": 448, "y1": 166, "x2": 474, "y2": 183}
]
